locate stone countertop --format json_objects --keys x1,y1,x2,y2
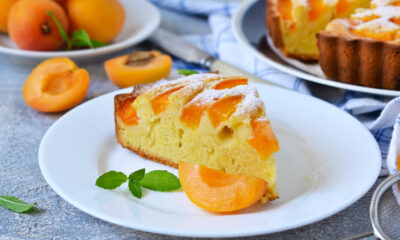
[{"x1": 0, "y1": 6, "x2": 381, "y2": 240}]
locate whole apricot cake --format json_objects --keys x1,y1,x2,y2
[
  {"x1": 317, "y1": 3, "x2": 400, "y2": 89},
  {"x1": 266, "y1": 0, "x2": 370, "y2": 61},
  {"x1": 114, "y1": 73, "x2": 280, "y2": 202}
]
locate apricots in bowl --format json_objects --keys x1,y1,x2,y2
[
  {"x1": 179, "y1": 162, "x2": 268, "y2": 213},
  {"x1": 23, "y1": 57, "x2": 90, "y2": 112},
  {"x1": 7, "y1": 0, "x2": 69, "y2": 51},
  {"x1": 66, "y1": 0, "x2": 125, "y2": 43},
  {"x1": 105, "y1": 51, "x2": 172, "y2": 88},
  {"x1": 0, "y1": 0, "x2": 18, "y2": 33}
]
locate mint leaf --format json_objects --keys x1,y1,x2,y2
[
  {"x1": 47, "y1": 11, "x2": 72, "y2": 50},
  {"x1": 91, "y1": 40, "x2": 108, "y2": 48},
  {"x1": 177, "y1": 69, "x2": 199, "y2": 76},
  {"x1": 129, "y1": 168, "x2": 145, "y2": 181},
  {"x1": 72, "y1": 29, "x2": 93, "y2": 48},
  {"x1": 140, "y1": 170, "x2": 181, "y2": 192},
  {"x1": 95, "y1": 171, "x2": 127, "y2": 189},
  {"x1": 128, "y1": 180, "x2": 142, "y2": 199},
  {"x1": 0, "y1": 196, "x2": 36, "y2": 213}
]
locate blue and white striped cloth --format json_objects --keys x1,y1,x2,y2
[{"x1": 150, "y1": 0, "x2": 400, "y2": 176}]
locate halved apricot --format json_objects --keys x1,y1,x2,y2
[
  {"x1": 151, "y1": 86, "x2": 184, "y2": 115},
  {"x1": 104, "y1": 51, "x2": 172, "y2": 88},
  {"x1": 277, "y1": 0, "x2": 292, "y2": 20},
  {"x1": 118, "y1": 98, "x2": 139, "y2": 125},
  {"x1": 0, "y1": 0, "x2": 18, "y2": 33},
  {"x1": 179, "y1": 162, "x2": 268, "y2": 213},
  {"x1": 352, "y1": 27, "x2": 397, "y2": 41},
  {"x1": 398, "y1": 155, "x2": 400, "y2": 170},
  {"x1": 214, "y1": 78, "x2": 248, "y2": 90},
  {"x1": 247, "y1": 118, "x2": 280, "y2": 158},
  {"x1": 208, "y1": 95, "x2": 243, "y2": 128},
  {"x1": 23, "y1": 57, "x2": 89, "y2": 113}
]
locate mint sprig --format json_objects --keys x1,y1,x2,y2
[
  {"x1": 0, "y1": 196, "x2": 36, "y2": 213},
  {"x1": 96, "y1": 168, "x2": 181, "y2": 199},
  {"x1": 47, "y1": 11, "x2": 107, "y2": 50},
  {"x1": 177, "y1": 69, "x2": 199, "y2": 76}
]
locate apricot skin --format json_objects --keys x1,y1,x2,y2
[
  {"x1": 8, "y1": 0, "x2": 69, "y2": 51},
  {"x1": 104, "y1": 51, "x2": 172, "y2": 88},
  {"x1": 0, "y1": 0, "x2": 18, "y2": 33},
  {"x1": 23, "y1": 57, "x2": 90, "y2": 113},
  {"x1": 65, "y1": 0, "x2": 125, "y2": 43},
  {"x1": 179, "y1": 162, "x2": 268, "y2": 213}
]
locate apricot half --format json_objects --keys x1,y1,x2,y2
[
  {"x1": 23, "y1": 57, "x2": 90, "y2": 113},
  {"x1": 208, "y1": 95, "x2": 244, "y2": 128},
  {"x1": 247, "y1": 118, "x2": 280, "y2": 158},
  {"x1": 0, "y1": 0, "x2": 18, "y2": 32},
  {"x1": 8, "y1": 0, "x2": 69, "y2": 51},
  {"x1": 65, "y1": 0, "x2": 125, "y2": 43},
  {"x1": 179, "y1": 162, "x2": 268, "y2": 213},
  {"x1": 105, "y1": 51, "x2": 172, "y2": 88}
]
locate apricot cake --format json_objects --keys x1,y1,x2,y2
[
  {"x1": 114, "y1": 73, "x2": 280, "y2": 202},
  {"x1": 266, "y1": 0, "x2": 370, "y2": 61},
  {"x1": 317, "y1": 4, "x2": 400, "y2": 89}
]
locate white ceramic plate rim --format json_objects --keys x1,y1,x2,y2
[
  {"x1": 0, "y1": 0, "x2": 160, "y2": 59},
  {"x1": 232, "y1": 0, "x2": 400, "y2": 97},
  {"x1": 38, "y1": 83, "x2": 381, "y2": 238}
]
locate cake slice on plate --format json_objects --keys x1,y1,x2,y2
[{"x1": 114, "y1": 73, "x2": 280, "y2": 202}]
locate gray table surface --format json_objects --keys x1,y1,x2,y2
[{"x1": 0, "y1": 6, "x2": 383, "y2": 240}]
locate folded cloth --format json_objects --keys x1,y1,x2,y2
[{"x1": 150, "y1": 0, "x2": 398, "y2": 176}]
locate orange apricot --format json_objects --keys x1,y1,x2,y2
[
  {"x1": 308, "y1": 0, "x2": 326, "y2": 22},
  {"x1": 180, "y1": 100, "x2": 207, "y2": 129},
  {"x1": 8, "y1": 0, "x2": 69, "y2": 51},
  {"x1": 151, "y1": 86, "x2": 184, "y2": 115},
  {"x1": 65, "y1": 0, "x2": 125, "y2": 43},
  {"x1": 208, "y1": 95, "x2": 243, "y2": 128},
  {"x1": 0, "y1": 0, "x2": 18, "y2": 33},
  {"x1": 335, "y1": 0, "x2": 351, "y2": 16},
  {"x1": 104, "y1": 51, "x2": 172, "y2": 88},
  {"x1": 247, "y1": 118, "x2": 280, "y2": 158},
  {"x1": 118, "y1": 98, "x2": 139, "y2": 125},
  {"x1": 23, "y1": 57, "x2": 89, "y2": 113},
  {"x1": 277, "y1": 0, "x2": 292, "y2": 20},
  {"x1": 214, "y1": 78, "x2": 248, "y2": 90},
  {"x1": 179, "y1": 162, "x2": 268, "y2": 213}
]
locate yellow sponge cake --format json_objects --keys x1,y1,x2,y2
[{"x1": 114, "y1": 73, "x2": 280, "y2": 202}]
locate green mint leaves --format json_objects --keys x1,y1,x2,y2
[
  {"x1": 140, "y1": 170, "x2": 182, "y2": 192},
  {"x1": 96, "y1": 169, "x2": 181, "y2": 199},
  {"x1": 47, "y1": 11, "x2": 107, "y2": 50},
  {"x1": 0, "y1": 196, "x2": 36, "y2": 213},
  {"x1": 177, "y1": 69, "x2": 199, "y2": 76}
]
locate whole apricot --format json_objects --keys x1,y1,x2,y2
[
  {"x1": 8, "y1": 0, "x2": 69, "y2": 51},
  {"x1": 104, "y1": 51, "x2": 172, "y2": 88},
  {"x1": 65, "y1": 0, "x2": 125, "y2": 43},
  {"x1": 23, "y1": 57, "x2": 90, "y2": 113},
  {"x1": 0, "y1": 0, "x2": 18, "y2": 32}
]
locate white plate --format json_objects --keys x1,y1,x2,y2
[
  {"x1": 0, "y1": 0, "x2": 160, "y2": 59},
  {"x1": 39, "y1": 83, "x2": 381, "y2": 238},
  {"x1": 232, "y1": 0, "x2": 400, "y2": 97}
]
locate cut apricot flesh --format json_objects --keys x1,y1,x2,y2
[
  {"x1": 214, "y1": 78, "x2": 248, "y2": 90},
  {"x1": 23, "y1": 57, "x2": 89, "y2": 113},
  {"x1": 247, "y1": 118, "x2": 280, "y2": 158},
  {"x1": 277, "y1": 0, "x2": 292, "y2": 20},
  {"x1": 179, "y1": 162, "x2": 268, "y2": 213},
  {"x1": 180, "y1": 101, "x2": 207, "y2": 129},
  {"x1": 151, "y1": 86, "x2": 184, "y2": 115},
  {"x1": 118, "y1": 98, "x2": 139, "y2": 125},
  {"x1": 208, "y1": 95, "x2": 243, "y2": 128},
  {"x1": 336, "y1": 0, "x2": 351, "y2": 16},
  {"x1": 308, "y1": 0, "x2": 326, "y2": 22}
]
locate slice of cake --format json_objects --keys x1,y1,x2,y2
[
  {"x1": 266, "y1": 0, "x2": 370, "y2": 61},
  {"x1": 114, "y1": 73, "x2": 280, "y2": 202},
  {"x1": 317, "y1": 5, "x2": 400, "y2": 89}
]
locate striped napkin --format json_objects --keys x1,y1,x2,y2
[{"x1": 150, "y1": 0, "x2": 400, "y2": 176}]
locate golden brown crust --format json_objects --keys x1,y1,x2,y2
[
  {"x1": 317, "y1": 32, "x2": 400, "y2": 90},
  {"x1": 266, "y1": 0, "x2": 318, "y2": 62}
]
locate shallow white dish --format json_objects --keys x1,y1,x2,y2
[
  {"x1": 232, "y1": 0, "x2": 400, "y2": 97},
  {"x1": 39, "y1": 82, "x2": 381, "y2": 238},
  {"x1": 0, "y1": 0, "x2": 160, "y2": 59}
]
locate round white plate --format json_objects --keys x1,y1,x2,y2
[
  {"x1": 0, "y1": 0, "x2": 160, "y2": 59},
  {"x1": 39, "y1": 83, "x2": 381, "y2": 238},
  {"x1": 232, "y1": 0, "x2": 400, "y2": 97}
]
